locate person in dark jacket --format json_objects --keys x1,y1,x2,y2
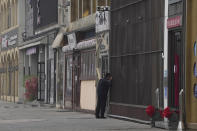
[{"x1": 95, "y1": 73, "x2": 112, "y2": 119}]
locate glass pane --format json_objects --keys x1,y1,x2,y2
[
  {"x1": 71, "y1": 0, "x2": 78, "y2": 21},
  {"x1": 98, "y1": 0, "x2": 105, "y2": 6},
  {"x1": 83, "y1": 0, "x2": 91, "y2": 17}
]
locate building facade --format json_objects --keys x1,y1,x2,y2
[
  {"x1": 61, "y1": 0, "x2": 110, "y2": 112},
  {"x1": 110, "y1": 0, "x2": 164, "y2": 121},
  {"x1": 186, "y1": 0, "x2": 197, "y2": 129},
  {"x1": 0, "y1": 0, "x2": 19, "y2": 103},
  {"x1": 18, "y1": 0, "x2": 59, "y2": 104}
]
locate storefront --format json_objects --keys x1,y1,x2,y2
[
  {"x1": 19, "y1": 38, "x2": 46, "y2": 102},
  {"x1": 62, "y1": 31, "x2": 97, "y2": 111}
]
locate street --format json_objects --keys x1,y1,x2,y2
[{"x1": 0, "y1": 101, "x2": 165, "y2": 131}]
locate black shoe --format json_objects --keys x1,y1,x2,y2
[
  {"x1": 100, "y1": 116, "x2": 106, "y2": 119},
  {"x1": 95, "y1": 116, "x2": 100, "y2": 119}
]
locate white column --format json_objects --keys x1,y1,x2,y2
[
  {"x1": 163, "y1": 0, "x2": 168, "y2": 109},
  {"x1": 56, "y1": 51, "x2": 58, "y2": 107},
  {"x1": 63, "y1": 54, "x2": 65, "y2": 109},
  {"x1": 45, "y1": 46, "x2": 47, "y2": 103}
]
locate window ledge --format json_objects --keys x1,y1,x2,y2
[{"x1": 1, "y1": 25, "x2": 19, "y2": 35}]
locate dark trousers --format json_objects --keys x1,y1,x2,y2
[{"x1": 95, "y1": 95, "x2": 107, "y2": 117}]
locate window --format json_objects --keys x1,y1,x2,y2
[
  {"x1": 98, "y1": 0, "x2": 110, "y2": 6},
  {"x1": 80, "y1": 51, "x2": 96, "y2": 80},
  {"x1": 83, "y1": 0, "x2": 91, "y2": 17},
  {"x1": 71, "y1": 0, "x2": 78, "y2": 22},
  {"x1": 93, "y1": 0, "x2": 96, "y2": 13},
  {"x1": 15, "y1": 0, "x2": 18, "y2": 25},
  {"x1": 71, "y1": 0, "x2": 97, "y2": 22},
  {"x1": 98, "y1": 0, "x2": 105, "y2": 6},
  {"x1": 8, "y1": 3, "x2": 11, "y2": 29},
  {"x1": 0, "y1": 0, "x2": 18, "y2": 32}
]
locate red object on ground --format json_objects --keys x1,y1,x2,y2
[
  {"x1": 146, "y1": 105, "x2": 155, "y2": 117},
  {"x1": 162, "y1": 107, "x2": 172, "y2": 118}
]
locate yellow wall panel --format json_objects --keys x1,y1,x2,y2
[{"x1": 186, "y1": 0, "x2": 197, "y2": 125}]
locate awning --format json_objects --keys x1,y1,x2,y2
[
  {"x1": 52, "y1": 32, "x2": 63, "y2": 48},
  {"x1": 62, "y1": 45, "x2": 74, "y2": 53},
  {"x1": 18, "y1": 36, "x2": 47, "y2": 50},
  {"x1": 76, "y1": 38, "x2": 96, "y2": 50}
]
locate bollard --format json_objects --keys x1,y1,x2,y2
[
  {"x1": 155, "y1": 88, "x2": 159, "y2": 109},
  {"x1": 177, "y1": 89, "x2": 185, "y2": 130}
]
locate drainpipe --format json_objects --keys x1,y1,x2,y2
[
  {"x1": 182, "y1": 0, "x2": 187, "y2": 127},
  {"x1": 163, "y1": 0, "x2": 168, "y2": 117}
]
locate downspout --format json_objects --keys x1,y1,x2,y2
[
  {"x1": 183, "y1": 0, "x2": 187, "y2": 127},
  {"x1": 163, "y1": 0, "x2": 168, "y2": 110}
]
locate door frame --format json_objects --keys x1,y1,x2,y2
[{"x1": 168, "y1": 29, "x2": 183, "y2": 108}]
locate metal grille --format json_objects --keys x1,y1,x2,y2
[{"x1": 110, "y1": 0, "x2": 164, "y2": 106}]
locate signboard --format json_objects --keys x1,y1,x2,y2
[
  {"x1": 26, "y1": 47, "x2": 37, "y2": 55},
  {"x1": 97, "y1": 33, "x2": 109, "y2": 56},
  {"x1": 96, "y1": 6, "x2": 110, "y2": 33},
  {"x1": 76, "y1": 39, "x2": 96, "y2": 50},
  {"x1": 167, "y1": 15, "x2": 182, "y2": 29},
  {"x1": 67, "y1": 33, "x2": 77, "y2": 48},
  {"x1": 169, "y1": 0, "x2": 182, "y2": 4},
  {"x1": 1, "y1": 28, "x2": 18, "y2": 48}
]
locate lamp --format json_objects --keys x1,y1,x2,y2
[
  {"x1": 22, "y1": 31, "x2": 27, "y2": 41},
  {"x1": 39, "y1": 47, "x2": 43, "y2": 54}
]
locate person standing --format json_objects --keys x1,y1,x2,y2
[{"x1": 95, "y1": 73, "x2": 112, "y2": 119}]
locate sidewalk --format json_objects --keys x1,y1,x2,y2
[{"x1": 0, "y1": 101, "x2": 165, "y2": 131}]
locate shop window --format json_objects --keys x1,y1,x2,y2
[
  {"x1": 194, "y1": 84, "x2": 197, "y2": 98},
  {"x1": 80, "y1": 51, "x2": 96, "y2": 80},
  {"x1": 194, "y1": 63, "x2": 197, "y2": 77},
  {"x1": 194, "y1": 41, "x2": 196, "y2": 56}
]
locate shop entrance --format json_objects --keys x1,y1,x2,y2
[
  {"x1": 168, "y1": 30, "x2": 182, "y2": 108},
  {"x1": 65, "y1": 55, "x2": 73, "y2": 109},
  {"x1": 101, "y1": 55, "x2": 109, "y2": 78},
  {"x1": 37, "y1": 62, "x2": 45, "y2": 101}
]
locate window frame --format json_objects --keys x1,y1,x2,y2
[
  {"x1": 0, "y1": 0, "x2": 18, "y2": 32},
  {"x1": 80, "y1": 50, "x2": 96, "y2": 80}
]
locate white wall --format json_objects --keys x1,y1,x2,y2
[{"x1": 80, "y1": 80, "x2": 96, "y2": 110}]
